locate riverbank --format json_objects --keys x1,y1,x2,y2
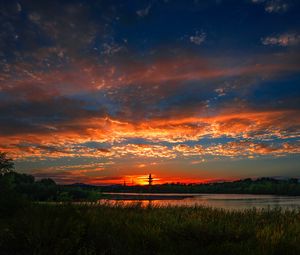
[{"x1": 1, "y1": 203, "x2": 300, "y2": 255}]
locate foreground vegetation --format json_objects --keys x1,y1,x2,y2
[
  {"x1": 1, "y1": 203, "x2": 300, "y2": 255},
  {"x1": 1, "y1": 152, "x2": 300, "y2": 254}
]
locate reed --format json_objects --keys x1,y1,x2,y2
[{"x1": 1, "y1": 203, "x2": 299, "y2": 255}]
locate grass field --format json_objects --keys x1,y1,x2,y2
[{"x1": 1, "y1": 203, "x2": 300, "y2": 255}]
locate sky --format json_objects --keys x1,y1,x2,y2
[{"x1": 0, "y1": 0, "x2": 299, "y2": 185}]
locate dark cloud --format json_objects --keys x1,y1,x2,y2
[
  {"x1": 0, "y1": 95, "x2": 107, "y2": 135},
  {"x1": 0, "y1": 0, "x2": 300, "y2": 182}
]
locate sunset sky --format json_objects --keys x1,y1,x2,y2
[{"x1": 0, "y1": 0, "x2": 299, "y2": 185}]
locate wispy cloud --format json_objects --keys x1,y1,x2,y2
[
  {"x1": 173, "y1": 141, "x2": 300, "y2": 158},
  {"x1": 137, "y1": 4, "x2": 152, "y2": 17},
  {"x1": 252, "y1": 0, "x2": 289, "y2": 13},
  {"x1": 265, "y1": 0, "x2": 289, "y2": 13},
  {"x1": 189, "y1": 32, "x2": 206, "y2": 45},
  {"x1": 262, "y1": 33, "x2": 300, "y2": 46}
]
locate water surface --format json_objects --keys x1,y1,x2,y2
[{"x1": 99, "y1": 193, "x2": 300, "y2": 210}]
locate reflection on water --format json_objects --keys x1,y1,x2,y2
[{"x1": 98, "y1": 193, "x2": 300, "y2": 210}]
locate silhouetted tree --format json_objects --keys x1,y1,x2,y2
[
  {"x1": 0, "y1": 153, "x2": 29, "y2": 216},
  {"x1": 38, "y1": 178, "x2": 56, "y2": 186},
  {"x1": 0, "y1": 152, "x2": 14, "y2": 175}
]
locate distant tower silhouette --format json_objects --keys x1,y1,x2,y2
[{"x1": 148, "y1": 173, "x2": 153, "y2": 186}]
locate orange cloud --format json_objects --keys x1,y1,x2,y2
[
  {"x1": 173, "y1": 141, "x2": 300, "y2": 158},
  {"x1": 1, "y1": 109, "x2": 299, "y2": 160},
  {"x1": 2, "y1": 51, "x2": 299, "y2": 100}
]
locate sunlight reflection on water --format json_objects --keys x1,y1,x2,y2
[{"x1": 98, "y1": 193, "x2": 300, "y2": 210}]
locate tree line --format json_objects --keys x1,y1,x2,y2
[
  {"x1": 0, "y1": 152, "x2": 100, "y2": 216},
  {"x1": 102, "y1": 177, "x2": 300, "y2": 195}
]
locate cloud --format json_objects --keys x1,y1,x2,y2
[
  {"x1": 1, "y1": 51, "x2": 299, "y2": 103},
  {"x1": 2, "y1": 109, "x2": 300, "y2": 160},
  {"x1": 1, "y1": 0, "x2": 300, "y2": 185},
  {"x1": 173, "y1": 144, "x2": 203, "y2": 156},
  {"x1": 136, "y1": 4, "x2": 152, "y2": 17},
  {"x1": 265, "y1": 0, "x2": 289, "y2": 13},
  {"x1": 32, "y1": 169, "x2": 122, "y2": 185},
  {"x1": 252, "y1": 0, "x2": 289, "y2": 13},
  {"x1": 189, "y1": 32, "x2": 206, "y2": 45},
  {"x1": 113, "y1": 144, "x2": 176, "y2": 159},
  {"x1": 215, "y1": 87, "x2": 226, "y2": 97},
  {"x1": 101, "y1": 42, "x2": 125, "y2": 56},
  {"x1": 173, "y1": 141, "x2": 300, "y2": 158},
  {"x1": 16, "y1": 138, "x2": 299, "y2": 184},
  {"x1": 262, "y1": 33, "x2": 300, "y2": 46}
]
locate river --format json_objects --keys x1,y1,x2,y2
[{"x1": 98, "y1": 193, "x2": 300, "y2": 210}]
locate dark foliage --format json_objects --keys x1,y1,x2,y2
[
  {"x1": 0, "y1": 204, "x2": 300, "y2": 255},
  {"x1": 0, "y1": 171, "x2": 100, "y2": 206},
  {"x1": 99, "y1": 177, "x2": 300, "y2": 196},
  {"x1": 0, "y1": 152, "x2": 14, "y2": 175}
]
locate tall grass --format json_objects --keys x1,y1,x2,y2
[{"x1": 1, "y1": 203, "x2": 300, "y2": 255}]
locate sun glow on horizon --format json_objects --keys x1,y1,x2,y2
[{"x1": 83, "y1": 174, "x2": 232, "y2": 186}]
